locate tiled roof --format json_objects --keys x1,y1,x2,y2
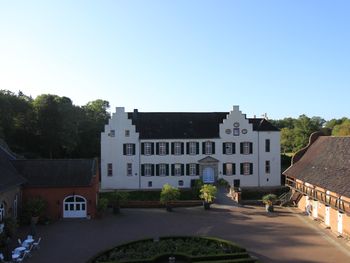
[
  {"x1": 12, "y1": 159, "x2": 97, "y2": 188},
  {"x1": 127, "y1": 112, "x2": 279, "y2": 139},
  {"x1": 0, "y1": 146, "x2": 26, "y2": 191},
  {"x1": 283, "y1": 136, "x2": 350, "y2": 197}
]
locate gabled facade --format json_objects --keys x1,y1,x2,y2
[
  {"x1": 101, "y1": 106, "x2": 281, "y2": 190},
  {"x1": 284, "y1": 133, "x2": 350, "y2": 237}
]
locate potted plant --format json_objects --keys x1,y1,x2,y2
[
  {"x1": 199, "y1": 184, "x2": 217, "y2": 210},
  {"x1": 160, "y1": 184, "x2": 180, "y2": 212},
  {"x1": 96, "y1": 197, "x2": 109, "y2": 218},
  {"x1": 24, "y1": 197, "x2": 47, "y2": 224},
  {"x1": 262, "y1": 194, "x2": 277, "y2": 212},
  {"x1": 109, "y1": 191, "x2": 129, "y2": 214}
]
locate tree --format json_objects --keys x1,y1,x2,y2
[
  {"x1": 332, "y1": 119, "x2": 350, "y2": 136},
  {"x1": 160, "y1": 184, "x2": 180, "y2": 212}
]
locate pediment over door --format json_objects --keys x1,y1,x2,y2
[{"x1": 198, "y1": 156, "x2": 219, "y2": 164}]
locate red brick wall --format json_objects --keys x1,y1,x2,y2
[{"x1": 22, "y1": 171, "x2": 99, "y2": 220}]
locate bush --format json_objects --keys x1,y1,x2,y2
[
  {"x1": 97, "y1": 197, "x2": 109, "y2": 213},
  {"x1": 262, "y1": 194, "x2": 277, "y2": 205},
  {"x1": 160, "y1": 184, "x2": 180, "y2": 204},
  {"x1": 199, "y1": 184, "x2": 217, "y2": 203},
  {"x1": 21, "y1": 197, "x2": 47, "y2": 224}
]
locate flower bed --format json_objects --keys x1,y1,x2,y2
[{"x1": 88, "y1": 236, "x2": 257, "y2": 263}]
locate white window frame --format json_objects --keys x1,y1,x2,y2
[
  {"x1": 205, "y1": 141, "x2": 212, "y2": 155},
  {"x1": 243, "y1": 162, "x2": 251, "y2": 175},
  {"x1": 107, "y1": 163, "x2": 113, "y2": 176},
  {"x1": 159, "y1": 164, "x2": 167, "y2": 176},
  {"x1": 225, "y1": 143, "x2": 233, "y2": 155},
  {"x1": 243, "y1": 142, "x2": 250, "y2": 155},
  {"x1": 145, "y1": 143, "x2": 152, "y2": 155},
  {"x1": 178, "y1": 180, "x2": 184, "y2": 187},
  {"x1": 109, "y1": 130, "x2": 115, "y2": 137},
  {"x1": 189, "y1": 142, "x2": 197, "y2": 155},
  {"x1": 159, "y1": 142, "x2": 166, "y2": 155},
  {"x1": 144, "y1": 164, "x2": 153, "y2": 176},
  {"x1": 189, "y1": 163, "x2": 197, "y2": 176},
  {"x1": 126, "y1": 144, "x2": 133, "y2": 155},
  {"x1": 226, "y1": 163, "x2": 233, "y2": 176},
  {"x1": 127, "y1": 163, "x2": 132, "y2": 176},
  {"x1": 174, "y1": 142, "x2": 182, "y2": 155},
  {"x1": 265, "y1": 139, "x2": 270, "y2": 152},
  {"x1": 125, "y1": 130, "x2": 130, "y2": 137},
  {"x1": 233, "y1": 128, "x2": 240, "y2": 136},
  {"x1": 174, "y1": 163, "x2": 182, "y2": 176}
]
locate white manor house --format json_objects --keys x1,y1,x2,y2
[{"x1": 101, "y1": 106, "x2": 281, "y2": 190}]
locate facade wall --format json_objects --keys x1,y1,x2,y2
[
  {"x1": 0, "y1": 187, "x2": 21, "y2": 220},
  {"x1": 22, "y1": 174, "x2": 99, "y2": 220},
  {"x1": 101, "y1": 106, "x2": 281, "y2": 190}
]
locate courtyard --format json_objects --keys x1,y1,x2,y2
[{"x1": 21, "y1": 203, "x2": 350, "y2": 263}]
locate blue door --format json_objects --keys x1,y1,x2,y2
[{"x1": 203, "y1": 167, "x2": 215, "y2": 183}]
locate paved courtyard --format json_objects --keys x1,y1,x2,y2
[{"x1": 20, "y1": 203, "x2": 350, "y2": 263}]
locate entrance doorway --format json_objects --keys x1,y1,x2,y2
[
  {"x1": 63, "y1": 195, "x2": 87, "y2": 218},
  {"x1": 203, "y1": 167, "x2": 215, "y2": 183}
]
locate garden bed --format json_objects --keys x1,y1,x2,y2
[
  {"x1": 88, "y1": 236, "x2": 257, "y2": 263},
  {"x1": 121, "y1": 200, "x2": 202, "y2": 208}
]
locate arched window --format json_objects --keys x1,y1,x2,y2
[{"x1": 63, "y1": 195, "x2": 87, "y2": 218}]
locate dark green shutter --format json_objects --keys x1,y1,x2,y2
[
  {"x1": 151, "y1": 164, "x2": 154, "y2": 176},
  {"x1": 123, "y1": 144, "x2": 126, "y2": 155},
  {"x1": 196, "y1": 142, "x2": 199, "y2": 154},
  {"x1": 132, "y1": 144, "x2": 136, "y2": 155},
  {"x1": 166, "y1": 164, "x2": 169, "y2": 176},
  {"x1": 212, "y1": 142, "x2": 215, "y2": 154},
  {"x1": 249, "y1": 143, "x2": 253, "y2": 154},
  {"x1": 223, "y1": 163, "x2": 226, "y2": 175},
  {"x1": 202, "y1": 142, "x2": 205, "y2": 154},
  {"x1": 181, "y1": 143, "x2": 184, "y2": 154},
  {"x1": 151, "y1": 143, "x2": 155, "y2": 155},
  {"x1": 196, "y1": 164, "x2": 200, "y2": 175},
  {"x1": 250, "y1": 163, "x2": 253, "y2": 174},
  {"x1": 223, "y1": 143, "x2": 226, "y2": 154},
  {"x1": 240, "y1": 163, "x2": 244, "y2": 175},
  {"x1": 156, "y1": 164, "x2": 159, "y2": 176},
  {"x1": 232, "y1": 163, "x2": 236, "y2": 175},
  {"x1": 181, "y1": 164, "x2": 184, "y2": 175},
  {"x1": 166, "y1": 143, "x2": 169, "y2": 154},
  {"x1": 171, "y1": 164, "x2": 175, "y2": 176},
  {"x1": 141, "y1": 143, "x2": 145, "y2": 155},
  {"x1": 171, "y1": 143, "x2": 175, "y2": 154},
  {"x1": 156, "y1": 143, "x2": 159, "y2": 155},
  {"x1": 186, "y1": 164, "x2": 190, "y2": 175},
  {"x1": 186, "y1": 143, "x2": 189, "y2": 154},
  {"x1": 232, "y1": 143, "x2": 236, "y2": 154},
  {"x1": 141, "y1": 164, "x2": 145, "y2": 176},
  {"x1": 240, "y1": 143, "x2": 243, "y2": 154}
]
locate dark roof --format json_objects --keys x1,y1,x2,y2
[
  {"x1": 283, "y1": 136, "x2": 350, "y2": 197},
  {"x1": 12, "y1": 159, "x2": 97, "y2": 188},
  {"x1": 0, "y1": 146, "x2": 26, "y2": 191},
  {"x1": 128, "y1": 112, "x2": 279, "y2": 139}
]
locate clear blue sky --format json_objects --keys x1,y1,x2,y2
[{"x1": 1, "y1": 1, "x2": 349, "y2": 120}]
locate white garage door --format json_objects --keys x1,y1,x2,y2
[{"x1": 63, "y1": 195, "x2": 87, "y2": 218}]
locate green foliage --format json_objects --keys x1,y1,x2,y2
[
  {"x1": 23, "y1": 197, "x2": 47, "y2": 218},
  {"x1": 97, "y1": 197, "x2": 109, "y2": 212},
  {"x1": 160, "y1": 184, "x2": 180, "y2": 204},
  {"x1": 262, "y1": 194, "x2": 277, "y2": 205},
  {"x1": 199, "y1": 184, "x2": 217, "y2": 203},
  {"x1": 332, "y1": 119, "x2": 350, "y2": 136},
  {"x1": 89, "y1": 236, "x2": 253, "y2": 263},
  {"x1": 216, "y1": 178, "x2": 230, "y2": 188}
]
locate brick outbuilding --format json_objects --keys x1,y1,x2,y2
[{"x1": 13, "y1": 159, "x2": 99, "y2": 220}]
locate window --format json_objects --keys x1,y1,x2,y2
[
  {"x1": 223, "y1": 142, "x2": 235, "y2": 155},
  {"x1": 158, "y1": 142, "x2": 167, "y2": 155},
  {"x1": 240, "y1": 142, "x2": 253, "y2": 154},
  {"x1": 107, "y1": 163, "x2": 113, "y2": 176},
  {"x1": 158, "y1": 164, "x2": 168, "y2": 176},
  {"x1": 123, "y1": 144, "x2": 135, "y2": 155},
  {"x1": 203, "y1": 141, "x2": 215, "y2": 155},
  {"x1": 172, "y1": 163, "x2": 184, "y2": 176},
  {"x1": 223, "y1": 163, "x2": 235, "y2": 176},
  {"x1": 190, "y1": 163, "x2": 197, "y2": 176},
  {"x1": 109, "y1": 130, "x2": 115, "y2": 137},
  {"x1": 233, "y1": 128, "x2": 240, "y2": 136},
  {"x1": 265, "y1": 139, "x2": 270, "y2": 152},
  {"x1": 148, "y1": 181, "x2": 152, "y2": 187},
  {"x1": 0, "y1": 203, "x2": 4, "y2": 222},
  {"x1": 188, "y1": 142, "x2": 198, "y2": 155},
  {"x1": 178, "y1": 180, "x2": 184, "y2": 187},
  {"x1": 127, "y1": 163, "x2": 132, "y2": 176},
  {"x1": 143, "y1": 164, "x2": 153, "y2": 176},
  {"x1": 141, "y1": 142, "x2": 155, "y2": 155},
  {"x1": 240, "y1": 162, "x2": 253, "y2": 175},
  {"x1": 265, "y1": 160, "x2": 270, "y2": 174},
  {"x1": 125, "y1": 130, "x2": 130, "y2": 137},
  {"x1": 172, "y1": 142, "x2": 183, "y2": 155}
]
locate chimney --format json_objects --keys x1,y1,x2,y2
[
  {"x1": 133, "y1": 109, "x2": 138, "y2": 120},
  {"x1": 233, "y1": 105, "x2": 239, "y2": 112}
]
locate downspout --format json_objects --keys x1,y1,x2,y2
[
  {"x1": 258, "y1": 131, "x2": 260, "y2": 187},
  {"x1": 138, "y1": 140, "x2": 141, "y2": 189}
]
